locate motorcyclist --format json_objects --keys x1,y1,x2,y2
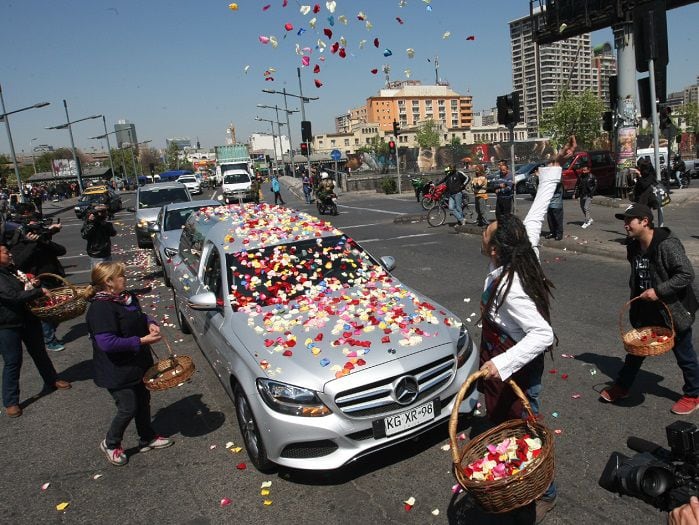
[
  {"x1": 672, "y1": 154, "x2": 686, "y2": 189},
  {"x1": 316, "y1": 172, "x2": 336, "y2": 203}
]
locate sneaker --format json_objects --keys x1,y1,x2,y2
[
  {"x1": 581, "y1": 219, "x2": 591, "y2": 229},
  {"x1": 671, "y1": 396, "x2": 699, "y2": 415},
  {"x1": 600, "y1": 384, "x2": 630, "y2": 403},
  {"x1": 535, "y1": 496, "x2": 557, "y2": 524},
  {"x1": 46, "y1": 342, "x2": 65, "y2": 352},
  {"x1": 100, "y1": 440, "x2": 128, "y2": 466},
  {"x1": 139, "y1": 435, "x2": 174, "y2": 452}
]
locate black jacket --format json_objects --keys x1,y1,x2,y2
[
  {"x1": 0, "y1": 266, "x2": 44, "y2": 329},
  {"x1": 10, "y1": 235, "x2": 66, "y2": 277},
  {"x1": 438, "y1": 171, "x2": 467, "y2": 196},
  {"x1": 627, "y1": 227, "x2": 698, "y2": 332},
  {"x1": 81, "y1": 218, "x2": 116, "y2": 258}
]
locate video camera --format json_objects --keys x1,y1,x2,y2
[
  {"x1": 599, "y1": 421, "x2": 699, "y2": 511},
  {"x1": 86, "y1": 204, "x2": 109, "y2": 221}
]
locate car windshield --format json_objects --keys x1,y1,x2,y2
[
  {"x1": 138, "y1": 188, "x2": 190, "y2": 208},
  {"x1": 79, "y1": 193, "x2": 108, "y2": 204},
  {"x1": 516, "y1": 163, "x2": 537, "y2": 174},
  {"x1": 164, "y1": 208, "x2": 198, "y2": 231},
  {"x1": 562, "y1": 157, "x2": 575, "y2": 169},
  {"x1": 226, "y1": 235, "x2": 381, "y2": 310},
  {"x1": 224, "y1": 173, "x2": 250, "y2": 184},
  {"x1": 179, "y1": 177, "x2": 196, "y2": 183}
]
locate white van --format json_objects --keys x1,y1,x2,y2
[
  {"x1": 221, "y1": 169, "x2": 253, "y2": 203},
  {"x1": 637, "y1": 147, "x2": 668, "y2": 168}
]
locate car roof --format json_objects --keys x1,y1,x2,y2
[
  {"x1": 162, "y1": 199, "x2": 220, "y2": 212},
  {"x1": 186, "y1": 203, "x2": 342, "y2": 253},
  {"x1": 138, "y1": 182, "x2": 188, "y2": 191}
]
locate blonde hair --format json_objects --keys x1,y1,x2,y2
[{"x1": 84, "y1": 261, "x2": 126, "y2": 298}]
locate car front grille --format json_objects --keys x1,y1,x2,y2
[
  {"x1": 334, "y1": 355, "x2": 455, "y2": 419},
  {"x1": 279, "y1": 440, "x2": 339, "y2": 459}
]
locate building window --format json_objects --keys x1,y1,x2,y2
[{"x1": 344, "y1": 139, "x2": 349, "y2": 146}]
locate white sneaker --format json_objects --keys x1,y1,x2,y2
[
  {"x1": 581, "y1": 219, "x2": 593, "y2": 229},
  {"x1": 100, "y1": 439, "x2": 128, "y2": 466},
  {"x1": 139, "y1": 435, "x2": 174, "y2": 452}
]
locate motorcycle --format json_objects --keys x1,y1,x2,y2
[
  {"x1": 420, "y1": 182, "x2": 447, "y2": 210},
  {"x1": 316, "y1": 192, "x2": 338, "y2": 216},
  {"x1": 410, "y1": 177, "x2": 434, "y2": 203},
  {"x1": 661, "y1": 162, "x2": 690, "y2": 188}
]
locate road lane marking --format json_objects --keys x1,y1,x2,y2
[
  {"x1": 342, "y1": 223, "x2": 385, "y2": 229},
  {"x1": 338, "y1": 205, "x2": 405, "y2": 216},
  {"x1": 358, "y1": 233, "x2": 437, "y2": 243}
]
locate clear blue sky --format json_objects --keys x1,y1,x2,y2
[{"x1": 1, "y1": 0, "x2": 697, "y2": 155}]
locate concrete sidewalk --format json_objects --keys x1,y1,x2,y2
[{"x1": 280, "y1": 175, "x2": 699, "y2": 265}]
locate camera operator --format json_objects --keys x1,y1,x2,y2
[
  {"x1": 81, "y1": 204, "x2": 116, "y2": 268},
  {"x1": 9, "y1": 212, "x2": 67, "y2": 352}
]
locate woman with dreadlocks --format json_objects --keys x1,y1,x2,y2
[{"x1": 477, "y1": 136, "x2": 576, "y2": 522}]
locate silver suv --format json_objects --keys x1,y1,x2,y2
[
  {"x1": 133, "y1": 182, "x2": 191, "y2": 248},
  {"x1": 170, "y1": 204, "x2": 479, "y2": 472}
]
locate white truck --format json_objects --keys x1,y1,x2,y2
[{"x1": 215, "y1": 145, "x2": 254, "y2": 202}]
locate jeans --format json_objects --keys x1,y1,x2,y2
[
  {"x1": 0, "y1": 322, "x2": 59, "y2": 407},
  {"x1": 522, "y1": 366, "x2": 557, "y2": 501},
  {"x1": 273, "y1": 191, "x2": 285, "y2": 205},
  {"x1": 448, "y1": 192, "x2": 464, "y2": 223},
  {"x1": 495, "y1": 197, "x2": 512, "y2": 220},
  {"x1": 42, "y1": 320, "x2": 58, "y2": 345},
  {"x1": 475, "y1": 197, "x2": 488, "y2": 225},
  {"x1": 579, "y1": 196, "x2": 592, "y2": 221},
  {"x1": 546, "y1": 207, "x2": 564, "y2": 237},
  {"x1": 617, "y1": 328, "x2": 699, "y2": 396},
  {"x1": 303, "y1": 186, "x2": 312, "y2": 204},
  {"x1": 106, "y1": 383, "x2": 156, "y2": 448}
]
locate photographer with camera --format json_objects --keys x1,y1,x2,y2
[
  {"x1": 9, "y1": 212, "x2": 67, "y2": 352},
  {"x1": 81, "y1": 204, "x2": 117, "y2": 269}
]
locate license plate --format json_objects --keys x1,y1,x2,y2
[{"x1": 373, "y1": 398, "x2": 438, "y2": 438}]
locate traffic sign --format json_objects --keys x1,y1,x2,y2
[{"x1": 330, "y1": 149, "x2": 342, "y2": 161}]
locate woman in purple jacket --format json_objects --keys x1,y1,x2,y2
[{"x1": 85, "y1": 262, "x2": 173, "y2": 466}]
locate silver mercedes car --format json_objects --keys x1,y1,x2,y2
[
  {"x1": 150, "y1": 199, "x2": 220, "y2": 287},
  {"x1": 170, "y1": 204, "x2": 479, "y2": 472}
]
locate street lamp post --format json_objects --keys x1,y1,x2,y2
[
  {"x1": 46, "y1": 102, "x2": 101, "y2": 193},
  {"x1": 0, "y1": 83, "x2": 50, "y2": 197},
  {"x1": 255, "y1": 117, "x2": 279, "y2": 173},
  {"x1": 257, "y1": 104, "x2": 299, "y2": 171},
  {"x1": 30, "y1": 137, "x2": 39, "y2": 175},
  {"x1": 101, "y1": 116, "x2": 116, "y2": 181}
]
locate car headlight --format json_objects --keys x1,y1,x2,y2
[
  {"x1": 163, "y1": 247, "x2": 178, "y2": 258},
  {"x1": 74, "y1": 206, "x2": 81, "y2": 211},
  {"x1": 456, "y1": 326, "x2": 473, "y2": 369},
  {"x1": 256, "y1": 379, "x2": 331, "y2": 417}
]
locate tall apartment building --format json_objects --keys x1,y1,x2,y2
[
  {"x1": 593, "y1": 42, "x2": 617, "y2": 108},
  {"x1": 114, "y1": 120, "x2": 137, "y2": 149},
  {"x1": 510, "y1": 12, "x2": 596, "y2": 137}
]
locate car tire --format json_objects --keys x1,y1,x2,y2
[
  {"x1": 515, "y1": 181, "x2": 526, "y2": 195},
  {"x1": 234, "y1": 383, "x2": 276, "y2": 473},
  {"x1": 173, "y1": 291, "x2": 191, "y2": 334}
]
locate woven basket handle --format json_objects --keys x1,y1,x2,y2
[
  {"x1": 448, "y1": 370, "x2": 535, "y2": 466},
  {"x1": 37, "y1": 272, "x2": 75, "y2": 292},
  {"x1": 618, "y1": 296, "x2": 675, "y2": 339}
]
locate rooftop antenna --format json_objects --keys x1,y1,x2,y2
[
  {"x1": 434, "y1": 55, "x2": 440, "y2": 84},
  {"x1": 382, "y1": 64, "x2": 391, "y2": 87}
]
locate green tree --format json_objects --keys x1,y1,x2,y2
[
  {"x1": 539, "y1": 89, "x2": 605, "y2": 149},
  {"x1": 677, "y1": 102, "x2": 699, "y2": 133},
  {"x1": 416, "y1": 119, "x2": 441, "y2": 148},
  {"x1": 450, "y1": 135, "x2": 462, "y2": 147},
  {"x1": 164, "y1": 142, "x2": 182, "y2": 170},
  {"x1": 139, "y1": 147, "x2": 164, "y2": 176}
]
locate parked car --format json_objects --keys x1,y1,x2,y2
[
  {"x1": 74, "y1": 185, "x2": 122, "y2": 219},
  {"x1": 150, "y1": 199, "x2": 220, "y2": 287},
  {"x1": 485, "y1": 163, "x2": 538, "y2": 195},
  {"x1": 133, "y1": 182, "x2": 191, "y2": 249},
  {"x1": 169, "y1": 203, "x2": 479, "y2": 472},
  {"x1": 177, "y1": 174, "x2": 202, "y2": 195},
  {"x1": 560, "y1": 150, "x2": 615, "y2": 196}
]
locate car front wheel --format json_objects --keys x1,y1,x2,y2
[{"x1": 234, "y1": 383, "x2": 275, "y2": 473}]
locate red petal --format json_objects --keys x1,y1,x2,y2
[
  {"x1": 262, "y1": 4, "x2": 271, "y2": 11},
  {"x1": 313, "y1": 64, "x2": 320, "y2": 73},
  {"x1": 314, "y1": 79, "x2": 323, "y2": 88},
  {"x1": 373, "y1": 38, "x2": 379, "y2": 48},
  {"x1": 381, "y1": 335, "x2": 390, "y2": 343},
  {"x1": 314, "y1": 333, "x2": 323, "y2": 341},
  {"x1": 313, "y1": 4, "x2": 320, "y2": 13},
  {"x1": 283, "y1": 350, "x2": 293, "y2": 357},
  {"x1": 323, "y1": 28, "x2": 333, "y2": 39},
  {"x1": 236, "y1": 463, "x2": 247, "y2": 470},
  {"x1": 338, "y1": 48, "x2": 346, "y2": 58}
]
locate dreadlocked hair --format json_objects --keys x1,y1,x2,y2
[{"x1": 484, "y1": 214, "x2": 554, "y2": 323}]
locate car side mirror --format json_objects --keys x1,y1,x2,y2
[
  {"x1": 187, "y1": 291, "x2": 219, "y2": 311},
  {"x1": 126, "y1": 206, "x2": 136, "y2": 212},
  {"x1": 380, "y1": 256, "x2": 396, "y2": 272}
]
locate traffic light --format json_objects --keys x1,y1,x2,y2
[
  {"x1": 496, "y1": 92, "x2": 521, "y2": 126},
  {"x1": 392, "y1": 120, "x2": 400, "y2": 136},
  {"x1": 659, "y1": 105, "x2": 672, "y2": 130},
  {"x1": 301, "y1": 121, "x2": 313, "y2": 143},
  {"x1": 300, "y1": 142, "x2": 310, "y2": 156},
  {"x1": 388, "y1": 140, "x2": 396, "y2": 156},
  {"x1": 602, "y1": 111, "x2": 614, "y2": 132}
]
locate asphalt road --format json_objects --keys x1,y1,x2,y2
[{"x1": 1, "y1": 187, "x2": 696, "y2": 524}]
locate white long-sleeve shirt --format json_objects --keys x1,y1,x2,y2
[{"x1": 485, "y1": 165, "x2": 560, "y2": 380}]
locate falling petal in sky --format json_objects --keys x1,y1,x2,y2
[
  {"x1": 300, "y1": 5, "x2": 311, "y2": 15},
  {"x1": 373, "y1": 37, "x2": 379, "y2": 48},
  {"x1": 317, "y1": 39, "x2": 326, "y2": 50},
  {"x1": 284, "y1": 23, "x2": 293, "y2": 31},
  {"x1": 426, "y1": 5, "x2": 432, "y2": 11},
  {"x1": 399, "y1": 0, "x2": 407, "y2": 6},
  {"x1": 559, "y1": 23, "x2": 568, "y2": 33},
  {"x1": 262, "y1": 4, "x2": 271, "y2": 11},
  {"x1": 442, "y1": 31, "x2": 451, "y2": 39},
  {"x1": 243, "y1": 65, "x2": 251, "y2": 74},
  {"x1": 309, "y1": 17, "x2": 317, "y2": 28},
  {"x1": 357, "y1": 11, "x2": 365, "y2": 20},
  {"x1": 228, "y1": 3, "x2": 238, "y2": 11},
  {"x1": 313, "y1": 4, "x2": 321, "y2": 14},
  {"x1": 359, "y1": 39, "x2": 366, "y2": 49},
  {"x1": 327, "y1": 15, "x2": 335, "y2": 26},
  {"x1": 259, "y1": 35, "x2": 270, "y2": 44},
  {"x1": 283, "y1": 0, "x2": 288, "y2": 6},
  {"x1": 423, "y1": 0, "x2": 431, "y2": 4},
  {"x1": 365, "y1": 20, "x2": 373, "y2": 30},
  {"x1": 313, "y1": 64, "x2": 320, "y2": 73},
  {"x1": 324, "y1": 28, "x2": 333, "y2": 39},
  {"x1": 326, "y1": 1, "x2": 336, "y2": 14},
  {"x1": 302, "y1": 55, "x2": 310, "y2": 66},
  {"x1": 338, "y1": 47, "x2": 346, "y2": 58},
  {"x1": 339, "y1": 36, "x2": 346, "y2": 46},
  {"x1": 314, "y1": 79, "x2": 323, "y2": 88},
  {"x1": 466, "y1": 35, "x2": 475, "y2": 40},
  {"x1": 338, "y1": 15, "x2": 348, "y2": 25},
  {"x1": 383, "y1": 48, "x2": 392, "y2": 57},
  {"x1": 406, "y1": 48, "x2": 415, "y2": 58},
  {"x1": 370, "y1": 68, "x2": 378, "y2": 74},
  {"x1": 396, "y1": 17, "x2": 404, "y2": 24},
  {"x1": 297, "y1": 27, "x2": 306, "y2": 36},
  {"x1": 404, "y1": 69, "x2": 412, "y2": 78},
  {"x1": 269, "y1": 36, "x2": 279, "y2": 48}
]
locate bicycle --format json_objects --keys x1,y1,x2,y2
[{"x1": 426, "y1": 191, "x2": 476, "y2": 227}]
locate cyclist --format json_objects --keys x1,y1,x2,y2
[{"x1": 437, "y1": 165, "x2": 468, "y2": 225}]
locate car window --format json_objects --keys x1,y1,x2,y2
[
  {"x1": 178, "y1": 221, "x2": 203, "y2": 272},
  {"x1": 179, "y1": 177, "x2": 196, "y2": 183},
  {"x1": 223, "y1": 173, "x2": 251, "y2": 184},
  {"x1": 138, "y1": 187, "x2": 190, "y2": 208},
  {"x1": 226, "y1": 235, "x2": 381, "y2": 310},
  {"x1": 164, "y1": 209, "x2": 196, "y2": 231},
  {"x1": 203, "y1": 248, "x2": 223, "y2": 302}
]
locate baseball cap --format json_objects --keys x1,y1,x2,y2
[{"x1": 614, "y1": 203, "x2": 654, "y2": 221}]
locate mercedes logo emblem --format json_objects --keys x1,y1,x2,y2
[{"x1": 392, "y1": 376, "x2": 419, "y2": 405}]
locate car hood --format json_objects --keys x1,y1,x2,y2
[
  {"x1": 229, "y1": 284, "x2": 463, "y2": 392},
  {"x1": 136, "y1": 208, "x2": 161, "y2": 223}
]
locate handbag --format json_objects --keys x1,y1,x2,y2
[{"x1": 653, "y1": 184, "x2": 671, "y2": 207}]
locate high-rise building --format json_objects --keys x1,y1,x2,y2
[
  {"x1": 593, "y1": 42, "x2": 617, "y2": 108},
  {"x1": 510, "y1": 11, "x2": 596, "y2": 137},
  {"x1": 114, "y1": 120, "x2": 137, "y2": 149},
  {"x1": 226, "y1": 123, "x2": 237, "y2": 145}
]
